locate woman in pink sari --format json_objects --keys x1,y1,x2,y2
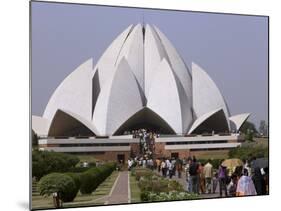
[{"x1": 236, "y1": 168, "x2": 257, "y2": 196}]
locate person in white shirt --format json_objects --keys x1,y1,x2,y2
[
  {"x1": 165, "y1": 159, "x2": 171, "y2": 177},
  {"x1": 127, "y1": 159, "x2": 131, "y2": 171},
  {"x1": 161, "y1": 159, "x2": 166, "y2": 177},
  {"x1": 203, "y1": 160, "x2": 213, "y2": 193},
  {"x1": 142, "y1": 159, "x2": 147, "y2": 168},
  {"x1": 168, "y1": 160, "x2": 174, "y2": 179}
]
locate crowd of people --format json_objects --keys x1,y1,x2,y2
[
  {"x1": 158, "y1": 158, "x2": 184, "y2": 179},
  {"x1": 127, "y1": 156, "x2": 155, "y2": 171},
  {"x1": 124, "y1": 128, "x2": 159, "y2": 158},
  {"x1": 127, "y1": 155, "x2": 269, "y2": 197},
  {"x1": 183, "y1": 156, "x2": 268, "y2": 197},
  {"x1": 125, "y1": 128, "x2": 268, "y2": 197},
  {"x1": 123, "y1": 128, "x2": 160, "y2": 139}
]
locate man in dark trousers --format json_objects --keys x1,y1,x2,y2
[
  {"x1": 218, "y1": 163, "x2": 228, "y2": 197},
  {"x1": 189, "y1": 157, "x2": 199, "y2": 194}
]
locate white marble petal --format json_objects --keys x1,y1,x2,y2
[
  {"x1": 147, "y1": 59, "x2": 183, "y2": 133},
  {"x1": 192, "y1": 62, "x2": 230, "y2": 130},
  {"x1": 32, "y1": 115, "x2": 50, "y2": 136},
  {"x1": 229, "y1": 113, "x2": 251, "y2": 131},
  {"x1": 93, "y1": 58, "x2": 143, "y2": 135},
  {"x1": 94, "y1": 24, "x2": 134, "y2": 88},
  {"x1": 43, "y1": 58, "x2": 94, "y2": 124},
  {"x1": 188, "y1": 108, "x2": 222, "y2": 134}
]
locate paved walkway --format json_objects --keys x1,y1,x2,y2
[{"x1": 105, "y1": 171, "x2": 130, "y2": 205}]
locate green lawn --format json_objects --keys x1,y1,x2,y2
[
  {"x1": 129, "y1": 173, "x2": 141, "y2": 203},
  {"x1": 32, "y1": 171, "x2": 119, "y2": 209}
]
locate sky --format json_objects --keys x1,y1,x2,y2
[{"x1": 31, "y1": 1, "x2": 268, "y2": 129}]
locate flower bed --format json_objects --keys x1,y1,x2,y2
[
  {"x1": 141, "y1": 191, "x2": 198, "y2": 202},
  {"x1": 132, "y1": 167, "x2": 198, "y2": 202},
  {"x1": 131, "y1": 167, "x2": 154, "y2": 181},
  {"x1": 139, "y1": 175, "x2": 184, "y2": 193}
]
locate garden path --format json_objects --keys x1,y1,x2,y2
[{"x1": 105, "y1": 171, "x2": 130, "y2": 205}]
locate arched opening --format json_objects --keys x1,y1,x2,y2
[
  {"x1": 48, "y1": 109, "x2": 96, "y2": 137},
  {"x1": 191, "y1": 109, "x2": 229, "y2": 134},
  {"x1": 113, "y1": 107, "x2": 175, "y2": 135}
]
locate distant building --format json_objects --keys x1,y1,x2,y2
[{"x1": 32, "y1": 23, "x2": 250, "y2": 161}]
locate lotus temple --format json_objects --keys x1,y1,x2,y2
[{"x1": 32, "y1": 23, "x2": 250, "y2": 161}]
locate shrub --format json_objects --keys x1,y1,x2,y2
[
  {"x1": 65, "y1": 172, "x2": 81, "y2": 200},
  {"x1": 228, "y1": 142, "x2": 268, "y2": 160},
  {"x1": 130, "y1": 167, "x2": 136, "y2": 176},
  {"x1": 88, "y1": 162, "x2": 96, "y2": 167},
  {"x1": 68, "y1": 167, "x2": 90, "y2": 173},
  {"x1": 140, "y1": 191, "x2": 150, "y2": 202},
  {"x1": 138, "y1": 173, "x2": 183, "y2": 193},
  {"x1": 79, "y1": 172, "x2": 94, "y2": 194},
  {"x1": 139, "y1": 179, "x2": 151, "y2": 192},
  {"x1": 151, "y1": 180, "x2": 169, "y2": 193},
  {"x1": 32, "y1": 150, "x2": 80, "y2": 180},
  {"x1": 79, "y1": 162, "x2": 116, "y2": 194},
  {"x1": 168, "y1": 180, "x2": 184, "y2": 192},
  {"x1": 80, "y1": 168, "x2": 101, "y2": 194},
  {"x1": 38, "y1": 173, "x2": 78, "y2": 202},
  {"x1": 135, "y1": 168, "x2": 197, "y2": 202}
]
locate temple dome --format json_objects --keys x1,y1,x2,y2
[{"x1": 33, "y1": 24, "x2": 249, "y2": 137}]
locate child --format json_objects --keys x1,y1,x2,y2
[{"x1": 228, "y1": 173, "x2": 238, "y2": 197}]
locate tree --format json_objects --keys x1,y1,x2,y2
[
  {"x1": 32, "y1": 130, "x2": 38, "y2": 147},
  {"x1": 38, "y1": 173, "x2": 78, "y2": 207},
  {"x1": 245, "y1": 129, "x2": 254, "y2": 141},
  {"x1": 239, "y1": 121, "x2": 257, "y2": 141},
  {"x1": 259, "y1": 120, "x2": 268, "y2": 136},
  {"x1": 228, "y1": 141, "x2": 268, "y2": 160},
  {"x1": 32, "y1": 151, "x2": 80, "y2": 180}
]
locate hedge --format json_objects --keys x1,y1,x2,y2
[
  {"x1": 68, "y1": 167, "x2": 90, "y2": 173},
  {"x1": 79, "y1": 169, "x2": 101, "y2": 194},
  {"x1": 32, "y1": 150, "x2": 80, "y2": 180},
  {"x1": 65, "y1": 172, "x2": 81, "y2": 201},
  {"x1": 37, "y1": 162, "x2": 116, "y2": 202},
  {"x1": 80, "y1": 162, "x2": 116, "y2": 194}
]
